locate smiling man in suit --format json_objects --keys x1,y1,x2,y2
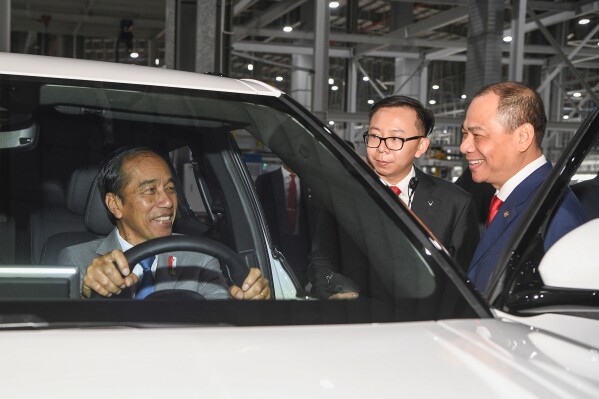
[
  {"x1": 461, "y1": 81, "x2": 586, "y2": 292},
  {"x1": 59, "y1": 147, "x2": 270, "y2": 300},
  {"x1": 308, "y1": 96, "x2": 479, "y2": 299}
]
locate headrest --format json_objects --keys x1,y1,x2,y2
[
  {"x1": 83, "y1": 174, "x2": 115, "y2": 235},
  {"x1": 41, "y1": 179, "x2": 65, "y2": 206},
  {"x1": 66, "y1": 167, "x2": 100, "y2": 215}
]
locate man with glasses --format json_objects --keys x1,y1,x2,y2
[
  {"x1": 363, "y1": 95, "x2": 479, "y2": 269},
  {"x1": 308, "y1": 96, "x2": 479, "y2": 299}
]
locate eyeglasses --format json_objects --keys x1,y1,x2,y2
[{"x1": 362, "y1": 132, "x2": 424, "y2": 151}]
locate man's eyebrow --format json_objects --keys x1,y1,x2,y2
[
  {"x1": 462, "y1": 124, "x2": 483, "y2": 132},
  {"x1": 138, "y1": 179, "x2": 158, "y2": 188}
]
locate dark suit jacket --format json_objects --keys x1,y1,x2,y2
[
  {"x1": 57, "y1": 228, "x2": 230, "y2": 299},
  {"x1": 468, "y1": 162, "x2": 587, "y2": 292},
  {"x1": 255, "y1": 169, "x2": 317, "y2": 286},
  {"x1": 571, "y1": 173, "x2": 599, "y2": 220},
  {"x1": 308, "y1": 166, "x2": 480, "y2": 298},
  {"x1": 411, "y1": 168, "x2": 479, "y2": 270}
]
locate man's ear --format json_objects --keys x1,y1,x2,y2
[
  {"x1": 415, "y1": 137, "x2": 430, "y2": 159},
  {"x1": 105, "y1": 193, "x2": 123, "y2": 220},
  {"x1": 517, "y1": 123, "x2": 535, "y2": 152}
]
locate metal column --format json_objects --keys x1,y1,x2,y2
[
  {"x1": 196, "y1": 0, "x2": 216, "y2": 73},
  {"x1": 312, "y1": 0, "x2": 330, "y2": 116},
  {"x1": 508, "y1": 0, "x2": 526, "y2": 82},
  {"x1": 165, "y1": 0, "x2": 176, "y2": 69},
  {"x1": 464, "y1": 0, "x2": 505, "y2": 97},
  {"x1": 391, "y1": 2, "x2": 421, "y2": 98},
  {"x1": 0, "y1": 0, "x2": 10, "y2": 52}
]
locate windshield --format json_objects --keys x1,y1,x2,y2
[{"x1": 0, "y1": 74, "x2": 488, "y2": 326}]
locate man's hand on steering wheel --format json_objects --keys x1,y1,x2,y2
[
  {"x1": 82, "y1": 249, "x2": 138, "y2": 298},
  {"x1": 229, "y1": 267, "x2": 271, "y2": 300}
]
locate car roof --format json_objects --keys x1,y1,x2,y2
[{"x1": 0, "y1": 52, "x2": 283, "y2": 97}]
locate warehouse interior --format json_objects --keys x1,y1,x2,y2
[{"x1": 2, "y1": 0, "x2": 598, "y2": 181}]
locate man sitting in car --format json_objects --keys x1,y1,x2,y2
[{"x1": 58, "y1": 147, "x2": 270, "y2": 300}]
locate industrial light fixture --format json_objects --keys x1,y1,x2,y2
[
  {"x1": 362, "y1": 76, "x2": 369, "y2": 82},
  {"x1": 129, "y1": 52, "x2": 139, "y2": 59},
  {"x1": 155, "y1": 58, "x2": 160, "y2": 66},
  {"x1": 329, "y1": 1, "x2": 340, "y2": 8},
  {"x1": 276, "y1": 76, "x2": 283, "y2": 81},
  {"x1": 329, "y1": 121, "x2": 335, "y2": 125},
  {"x1": 503, "y1": 36, "x2": 513, "y2": 42},
  {"x1": 367, "y1": 99, "x2": 374, "y2": 105},
  {"x1": 248, "y1": 64, "x2": 254, "y2": 71},
  {"x1": 283, "y1": 26, "x2": 293, "y2": 32},
  {"x1": 579, "y1": 18, "x2": 591, "y2": 25},
  {"x1": 429, "y1": 99, "x2": 437, "y2": 105},
  {"x1": 573, "y1": 92, "x2": 582, "y2": 98},
  {"x1": 563, "y1": 115, "x2": 570, "y2": 120},
  {"x1": 461, "y1": 94, "x2": 467, "y2": 99},
  {"x1": 328, "y1": 78, "x2": 334, "y2": 85},
  {"x1": 432, "y1": 84, "x2": 439, "y2": 90},
  {"x1": 331, "y1": 85, "x2": 339, "y2": 91}
]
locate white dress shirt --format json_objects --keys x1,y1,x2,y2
[
  {"x1": 381, "y1": 166, "x2": 416, "y2": 208},
  {"x1": 495, "y1": 155, "x2": 547, "y2": 201}
]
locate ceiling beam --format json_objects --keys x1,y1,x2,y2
[
  {"x1": 233, "y1": 0, "x2": 260, "y2": 17},
  {"x1": 12, "y1": 9, "x2": 164, "y2": 29},
  {"x1": 235, "y1": 0, "x2": 309, "y2": 40},
  {"x1": 233, "y1": 27, "x2": 599, "y2": 58},
  {"x1": 355, "y1": 5, "x2": 469, "y2": 56},
  {"x1": 12, "y1": 18, "x2": 161, "y2": 40}
]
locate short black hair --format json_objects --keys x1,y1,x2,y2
[
  {"x1": 368, "y1": 95, "x2": 435, "y2": 136},
  {"x1": 97, "y1": 146, "x2": 157, "y2": 223}
]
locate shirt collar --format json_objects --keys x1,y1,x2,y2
[
  {"x1": 497, "y1": 155, "x2": 546, "y2": 201},
  {"x1": 380, "y1": 166, "x2": 415, "y2": 207},
  {"x1": 116, "y1": 229, "x2": 133, "y2": 252}
]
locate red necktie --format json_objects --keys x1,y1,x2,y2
[
  {"x1": 390, "y1": 186, "x2": 401, "y2": 196},
  {"x1": 486, "y1": 195, "x2": 503, "y2": 226},
  {"x1": 287, "y1": 173, "x2": 297, "y2": 232}
]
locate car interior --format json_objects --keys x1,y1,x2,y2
[{"x1": 0, "y1": 74, "x2": 489, "y2": 324}]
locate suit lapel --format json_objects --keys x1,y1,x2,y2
[
  {"x1": 470, "y1": 162, "x2": 552, "y2": 266},
  {"x1": 411, "y1": 169, "x2": 441, "y2": 228},
  {"x1": 96, "y1": 228, "x2": 122, "y2": 256},
  {"x1": 95, "y1": 228, "x2": 135, "y2": 298}
]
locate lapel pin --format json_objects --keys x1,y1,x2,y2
[
  {"x1": 504, "y1": 211, "x2": 510, "y2": 218},
  {"x1": 428, "y1": 200, "x2": 433, "y2": 207},
  {"x1": 168, "y1": 256, "x2": 177, "y2": 276}
]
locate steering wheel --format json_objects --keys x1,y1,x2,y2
[{"x1": 91, "y1": 235, "x2": 248, "y2": 300}]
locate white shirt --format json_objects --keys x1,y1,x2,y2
[
  {"x1": 116, "y1": 230, "x2": 156, "y2": 280},
  {"x1": 380, "y1": 166, "x2": 416, "y2": 208},
  {"x1": 496, "y1": 155, "x2": 547, "y2": 201}
]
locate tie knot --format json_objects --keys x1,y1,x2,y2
[
  {"x1": 390, "y1": 186, "x2": 401, "y2": 196},
  {"x1": 290, "y1": 173, "x2": 296, "y2": 180},
  {"x1": 139, "y1": 256, "x2": 155, "y2": 272}
]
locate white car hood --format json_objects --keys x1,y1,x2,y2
[{"x1": 1, "y1": 318, "x2": 598, "y2": 398}]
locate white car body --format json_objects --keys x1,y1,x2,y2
[{"x1": 1, "y1": 319, "x2": 599, "y2": 398}]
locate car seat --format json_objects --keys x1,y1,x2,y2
[
  {"x1": 40, "y1": 171, "x2": 111, "y2": 264},
  {"x1": 30, "y1": 168, "x2": 99, "y2": 264}
]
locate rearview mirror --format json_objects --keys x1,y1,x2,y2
[{"x1": 0, "y1": 123, "x2": 37, "y2": 150}]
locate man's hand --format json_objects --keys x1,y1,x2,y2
[
  {"x1": 81, "y1": 249, "x2": 139, "y2": 298},
  {"x1": 229, "y1": 267, "x2": 271, "y2": 300},
  {"x1": 329, "y1": 292, "x2": 359, "y2": 300}
]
